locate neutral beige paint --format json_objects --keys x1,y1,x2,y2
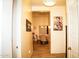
[
  {"x1": 32, "y1": 6, "x2": 66, "y2": 53},
  {"x1": 32, "y1": 0, "x2": 66, "y2": 6},
  {"x1": 32, "y1": 12, "x2": 50, "y2": 38},
  {"x1": 21, "y1": 0, "x2": 33, "y2": 58},
  {"x1": 78, "y1": 0, "x2": 79, "y2": 57}
]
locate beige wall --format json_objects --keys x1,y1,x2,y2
[
  {"x1": 32, "y1": 6, "x2": 66, "y2": 53},
  {"x1": 32, "y1": 12, "x2": 50, "y2": 37},
  {"x1": 21, "y1": 0, "x2": 33, "y2": 58}
]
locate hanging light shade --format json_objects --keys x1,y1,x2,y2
[{"x1": 43, "y1": 0, "x2": 56, "y2": 6}]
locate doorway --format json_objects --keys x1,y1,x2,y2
[{"x1": 32, "y1": 12, "x2": 51, "y2": 57}]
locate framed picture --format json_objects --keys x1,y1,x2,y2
[
  {"x1": 26, "y1": 19, "x2": 31, "y2": 32},
  {"x1": 53, "y1": 16, "x2": 63, "y2": 31}
]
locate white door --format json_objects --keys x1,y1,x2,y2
[
  {"x1": 66, "y1": 0, "x2": 79, "y2": 58},
  {"x1": 0, "y1": 0, "x2": 2, "y2": 57},
  {"x1": 2, "y1": 0, "x2": 13, "y2": 57}
]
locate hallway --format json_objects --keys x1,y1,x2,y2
[
  {"x1": 32, "y1": 41, "x2": 65, "y2": 58},
  {"x1": 1, "y1": 0, "x2": 79, "y2": 58}
]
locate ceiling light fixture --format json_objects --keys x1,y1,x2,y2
[{"x1": 43, "y1": 0, "x2": 56, "y2": 6}]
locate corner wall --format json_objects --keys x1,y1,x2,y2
[
  {"x1": 21, "y1": 0, "x2": 33, "y2": 57},
  {"x1": 13, "y1": 0, "x2": 33, "y2": 58}
]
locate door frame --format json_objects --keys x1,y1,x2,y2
[
  {"x1": 66, "y1": 0, "x2": 79, "y2": 57},
  {"x1": 12, "y1": 0, "x2": 22, "y2": 58},
  {"x1": 0, "y1": 0, "x2": 2, "y2": 57},
  {"x1": 32, "y1": 11, "x2": 51, "y2": 53}
]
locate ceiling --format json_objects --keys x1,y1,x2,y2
[{"x1": 32, "y1": 0, "x2": 66, "y2": 6}]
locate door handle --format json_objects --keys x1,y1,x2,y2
[
  {"x1": 16, "y1": 46, "x2": 18, "y2": 49},
  {"x1": 68, "y1": 47, "x2": 72, "y2": 50}
]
